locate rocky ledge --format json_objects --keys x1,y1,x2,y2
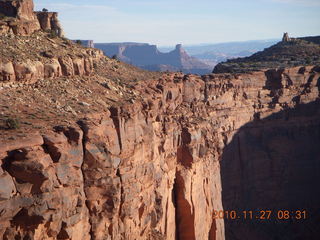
[
  {"x1": 0, "y1": 32, "x2": 104, "y2": 85},
  {"x1": 0, "y1": 0, "x2": 104, "y2": 86}
]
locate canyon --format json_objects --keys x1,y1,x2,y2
[{"x1": 1, "y1": 0, "x2": 320, "y2": 240}]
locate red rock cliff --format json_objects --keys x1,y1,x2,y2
[
  {"x1": 0, "y1": 0, "x2": 64, "y2": 36},
  {"x1": 1, "y1": 65, "x2": 319, "y2": 239}
]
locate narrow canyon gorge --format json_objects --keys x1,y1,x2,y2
[
  {"x1": 1, "y1": 66, "x2": 320, "y2": 239},
  {"x1": 0, "y1": 0, "x2": 320, "y2": 239}
]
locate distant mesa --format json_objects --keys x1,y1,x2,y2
[{"x1": 95, "y1": 42, "x2": 212, "y2": 75}]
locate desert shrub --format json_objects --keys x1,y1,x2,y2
[
  {"x1": 305, "y1": 58, "x2": 312, "y2": 64},
  {"x1": 76, "y1": 40, "x2": 82, "y2": 45},
  {"x1": 5, "y1": 118, "x2": 20, "y2": 130},
  {"x1": 47, "y1": 30, "x2": 58, "y2": 39},
  {"x1": 111, "y1": 54, "x2": 118, "y2": 60}
]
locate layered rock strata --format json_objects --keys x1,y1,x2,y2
[
  {"x1": 0, "y1": 65, "x2": 319, "y2": 239},
  {"x1": 0, "y1": 49, "x2": 104, "y2": 84}
]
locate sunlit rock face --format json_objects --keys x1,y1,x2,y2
[{"x1": 1, "y1": 64, "x2": 319, "y2": 239}]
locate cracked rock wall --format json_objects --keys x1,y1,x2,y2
[{"x1": 0, "y1": 65, "x2": 320, "y2": 239}]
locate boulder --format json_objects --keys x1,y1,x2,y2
[
  {"x1": 73, "y1": 57, "x2": 85, "y2": 75},
  {"x1": 44, "y1": 58, "x2": 62, "y2": 78},
  {"x1": 0, "y1": 61, "x2": 16, "y2": 82},
  {"x1": 58, "y1": 56, "x2": 75, "y2": 76},
  {"x1": 14, "y1": 60, "x2": 44, "y2": 83}
]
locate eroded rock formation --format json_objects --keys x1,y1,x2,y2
[
  {"x1": 1, "y1": 65, "x2": 319, "y2": 239},
  {"x1": 0, "y1": 0, "x2": 100, "y2": 84},
  {"x1": 0, "y1": 0, "x2": 40, "y2": 35},
  {"x1": 36, "y1": 11, "x2": 64, "y2": 37},
  {"x1": 0, "y1": 0, "x2": 64, "y2": 36},
  {"x1": 0, "y1": 49, "x2": 104, "y2": 84}
]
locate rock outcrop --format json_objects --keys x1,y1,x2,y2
[
  {"x1": 0, "y1": 30, "x2": 104, "y2": 85},
  {"x1": 0, "y1": 0, "x2": 64, "y2": 37},
  {"x1": 0, "y1": 49, "x2": 104, "y2": 84},
  {"x1": 1, "y1": 64, "x2": 319, "y2": 239},
  {"x1": 0, "y1": 0, "x2": 105, "y2": 85},
  {"x1": 35, "y1": 11, "x2": 64, "y2": 37},
  {"x1": 0, "y1": 0, "x2": 40, "y2": 35},
  {"x1": 282, "y1": 32, "x2": 290, "y2": 42}
]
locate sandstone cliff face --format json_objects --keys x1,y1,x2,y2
[
  {"x1": 0, "y1": 0, "x2": 64, "y2": 37},
  {"x1": 0, "y1": 0, "x2": 40, "y2": 35},
  {"x1": 0, "y1": 65, "x2": 319, "y2": 239},
  {"x1": 35, "y1": 11, "x2": 64, "y2": 38}
]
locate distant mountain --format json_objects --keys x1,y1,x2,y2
[
  {"x1": 213, "y1": 35, "x2": 320, "y2": 73},
  {"x1": 159, "y1": 40, "x2": 278, "y2": 68},
  {"x1": 95, "y1": 43, "x2": 212, "y2": 75}
]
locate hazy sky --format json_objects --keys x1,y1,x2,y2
[{"x1": 34, "y1": 0, "x2": 320, "y2": 46}]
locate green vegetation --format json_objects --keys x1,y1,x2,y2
[
  {"x1": 5, "y1": 118, "x2": 20, "y2": 130},
  {"x1": 47, "y1": 29, "x2": 58, "y2": 39}
]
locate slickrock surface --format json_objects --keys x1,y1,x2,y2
[{"x1": 1, "y1": 61, "x2": 320, "y2": 239}]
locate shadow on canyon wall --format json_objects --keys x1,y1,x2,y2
[{"x1": 220, "y1": 99, "x2": 320, "y2": 240}]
